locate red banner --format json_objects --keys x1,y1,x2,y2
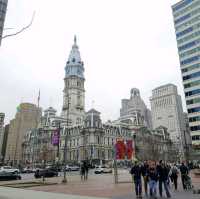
[
  {"x1": 115, "y1": 139, "x2": 126, "y2": 160},
  {"x1": 126, "y1": 140, "x2": 133, "y2": 160},
  {"x1": 115, "y1": 139, "x2": 135, "y2": 160}
]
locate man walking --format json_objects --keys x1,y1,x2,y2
[
  {"x1": 130, "y1": 161, "x2": 143, "y2": 199},
  {"x1": 180, "y1": 162, "x2": 189, "y2": 190},
  {"x1": 141, "y1": 161, "x2": 149, "y2": 197},
  {"x1": 157, "y1": 160, "x2": 171, "y2": 198},
  {"x1": 148, "y1": 162, "x2": 158, "y2": 199}
]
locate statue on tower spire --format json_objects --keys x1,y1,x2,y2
[{"x1": 74, "y1": 35, "x2": 77, "y2": 46}]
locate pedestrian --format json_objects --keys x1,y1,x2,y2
[
  {"x1": 130, "y1": 161, "x2": 143, "y2": 199},
  {"x1": 84, "y1": 161, "x2": 89, "y2": 180},
  {"x1": 169, "y1": 164, "x2": 179, "y2": 190},
  {"x1": 80, "y1": 162, "x2": 85, "y2": 181},
  {"x1": 141, "y1": 160, "x2": 149, "y2": 197},
  {"x1": 148, "y1": 162, "x2": 158, "y2": 199},
  {"x1": 157, "y1": 160, "x2": 171, "y2": 198},
  {"x1": 179, "y1": 162, "x2": 189, "y2": 190}
]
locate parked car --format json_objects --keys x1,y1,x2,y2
[
  {"x1": 94, "y1": 166, "x2": 112, "y2": 174},
  {"x1": 21, "y1": 167, "x2": 34, "y2": 173},
  {"x1": 0, "y1": 166, "x2": 19, "y2": 174},
  {"x1": 0, "y1": 171, "x2": 21, "y2": 181},
  {"x1": 34, "y1": 168, "x2": 58, "y2": 178},
  {"x1": 64, "y1": 165, "x2": 80, "y2": 171}
]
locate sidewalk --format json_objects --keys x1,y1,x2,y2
[{"x1": 0, "y1": 187, "x2": 108, "y2": 199}]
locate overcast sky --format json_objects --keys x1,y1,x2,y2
[{"x1": 0, "y1": 0, "x2": 183, "y2": 124}]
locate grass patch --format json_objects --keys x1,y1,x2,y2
[{"x1": 0, "y1": 181, "x2": 58, "y2": 188}]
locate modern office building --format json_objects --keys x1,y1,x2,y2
[
  {"x1": 150, "y1": 84, "x2": 186, "y2": 157},
  {"x1": 61, "y1": 36, "x2": 85, "y2": 126},
  {"x1": 0, "y1": 0, "x2": 8, "y2": 45},
  {"x1": 172, "y1": 0, "x2": 200, "y2": 154}
]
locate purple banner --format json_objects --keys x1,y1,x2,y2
[{"x1": 51, "y1": 129, "x2": 60, "y2": 145}]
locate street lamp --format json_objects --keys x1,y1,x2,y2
[
  {"x1": 62, "y1": 128, "x2": 68, "y2": 183},
  {"x1": 62, "y1": 90, "x2": 70, "y2": 183}
]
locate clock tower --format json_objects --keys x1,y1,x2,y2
[{"x1": 61, "y1": 36, "x2": 85, "y2": 126}]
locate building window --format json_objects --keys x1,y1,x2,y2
[
  {"x1": 184, "y1": 79, "x2": 200, "y2": 89},
  {"x1": 192, "y1": 135, "x2": 200, "y2": 140},
  {"x1": 190, "y1": 125, "x2": 200, "y2": 131},
  {"x1": 186, "y1": 97, "x2": 200, "y2": 105},
  {"x1": 181, "y1": 55, "x2": 200, "y2": 66},
  {"x1": 97, "y1": 136, "x2": 100, "y2": 144},
  {"x1": 185, "y1": 89, "x2": 200, "y2": 97},
  {"x1": 176, "y1": 26, "x2": 193, "y2": 38},
  {"x1": 188, "y1": 107, "x2": 200, "y2": 114},
  {"x1": 175, "y1": 13, "x2": 190, "y2": 24},
  {"x1": 172, "y1": 0, "x2": 193, "y2": 12},
  {"x1": 178, "y1": 40, "x2": 197, "y2": 51},
  {"x1": 189, "y1": 116, "x2": 200, "y2": 123}
]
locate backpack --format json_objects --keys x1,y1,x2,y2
[{"x1": 171, "y1": 167, "x2": 178, "y2": 175}]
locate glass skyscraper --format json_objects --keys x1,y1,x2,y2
[{"x1": 172, "y1": 0, "x2": 200, "y2": 156}]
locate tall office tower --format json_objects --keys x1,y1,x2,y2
[
  {"x1": 61, "y1": 36, "x2": 85, "y2": 126},
  {"x1": 0, "y1": 0, "x2": 8, "y2": 45},
  {"x1": 172, "y1": 0, "x2": 200, "y2": 154},
  {"x1": 150, "y1": 84, "x2": 186, "y2": 156},
  {"x1": 5, "y1": 103, "x2": 41, "y2": 165},
  {"x1": 0, "y1": 113, "x2": 5, "y2": 159}
]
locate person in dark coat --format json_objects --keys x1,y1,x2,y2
[
  {"x1": 157, "y1": 160, "x2": 171, "y2": 198},
  {"x1": 80, "y1": 162, "x2": 85, "y2": 180},
  {"x1": 169, "y1": 164, "x2": 179, "y2": 190},
  {"x1": 84, "y1": 161, "x2": 89, "y2": 180},
  {"x1": 148, "y1": 162, "x2": 158, "y2": 199},
  {"x1": 130, "y1": 161, "x2": 143, "y2": 199},
  {"x1": 141, "y1": 161, "x2": 149, "y2": 196},
  {"x1": 179, "y1": 162, "x2": 189, "y2": 190}
]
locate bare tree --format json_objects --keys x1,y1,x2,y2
[{"x1": 2, "y1": 11, "x2": 35, "y2": 40}]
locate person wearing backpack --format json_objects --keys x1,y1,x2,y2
[
  {"x1": 169, "y1": 164, "x2": 179, "y2": 190},
  {"x1": 130, "y1": 161, "x2": 143, "y2": 199}
]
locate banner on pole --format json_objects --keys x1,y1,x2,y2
[
  {"x1": 51, "y1": 129, "x2": 60, "y2": 146},
  {"x1": 126, "y1": 140, "x2": 133, "y2": 160},
  {"x1": 115, "y1": 139, "x2": 135, "y2": 160},
  {"x1": 115, "y1": 139, "x2": 126, "y2": 160}
]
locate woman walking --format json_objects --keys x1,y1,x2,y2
[{"x1": 169, "y1": 164, "x2": 179, "y2": 191}]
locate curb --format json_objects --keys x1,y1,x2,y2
[{"x1": 193, "y1": 189, "x2": 200, "y2": 194}]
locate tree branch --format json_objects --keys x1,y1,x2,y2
[{"x1": 2, "y1": 11, "x2": 35, "y2": 39}]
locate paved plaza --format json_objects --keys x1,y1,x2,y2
[{"x1": 0, "y1": 170, "x2": 199, "y2": 199}]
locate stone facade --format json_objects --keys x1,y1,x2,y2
[
  {"x1": 5, "y1": 103, "x2": 41, "y2": 165},
  {"x1": 22, "y1": 107, "x2": 175, "y2": 165},
  {"x1": 119, "y1": 88, "x2": 152, "y2": 129},
  {"x1": 61, "y1": 36, "x2": 85, "y2": 126}
]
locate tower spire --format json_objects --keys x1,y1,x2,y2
[{"x1": 74, "y1": 35, "x2": 77, "y2": 46}]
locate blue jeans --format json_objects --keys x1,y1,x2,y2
[
  {"x1": 159, "y1": 180, "x2": 171, "y2": 198},
  {"x1": 149, "y1": 180, "x2": 157, "y2": 197},
  {"x1": 134, "y1": 178, "x2": 142, "y2": 196}
]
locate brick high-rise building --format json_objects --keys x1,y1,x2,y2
[{"x1": 5, "y1": 103, "x2": 41, "y2": 165}]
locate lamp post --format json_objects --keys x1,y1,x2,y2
[{"x1": 62, "y1": 90, "x2": 70, "y2": 183}]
